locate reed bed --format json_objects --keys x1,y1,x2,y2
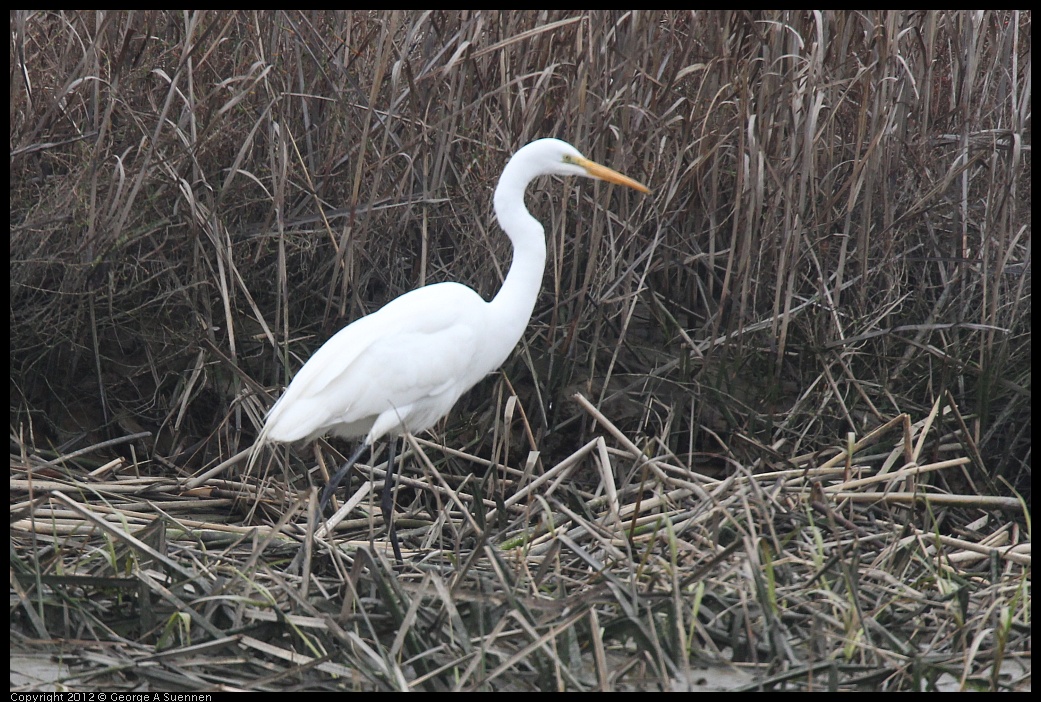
[{"x1": 10, "y1": 10, "x2": 1030, "y2": 691}]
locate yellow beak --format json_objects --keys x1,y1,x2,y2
[{"x1": 573, "y1": 156, "x2": 651, "y2": 194}]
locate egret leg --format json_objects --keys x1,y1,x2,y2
[
  {"x1": 318, "y1": 442, "x2": 369, "y2": 513},
  {"x1": 383, "y1": 438, "x2": 404, "y2": 563}
]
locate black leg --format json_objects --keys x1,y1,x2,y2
[
  {"x1": 318, "y1": 442, "x2": 369, "y2": 513},
  {"x1": 383, "y1": 438, "x2": 404, "y2": 563}
]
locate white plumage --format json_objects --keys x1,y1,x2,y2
[{"x1": 257, "y1": 138, "x2": 649, "y2": 561}]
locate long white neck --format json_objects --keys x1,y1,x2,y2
[{"x1": 488, "y1": 151, "x2": 549, "y2": 354}]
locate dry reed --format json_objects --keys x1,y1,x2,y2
[{"x1": 11, "y1": 10, "x2": 1030, "y2": 691}]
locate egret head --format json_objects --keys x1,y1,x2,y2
[{"x1": 519, "y1": 138, "x2": 650, "y2": 193}]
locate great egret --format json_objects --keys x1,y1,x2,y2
[{"x1": 258, "y1": 138, "x2": 649, "y2": 562}]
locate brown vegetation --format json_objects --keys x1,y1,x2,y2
[{"x1": 10, "y1": 11, "x2": 1030, "y2": 691}]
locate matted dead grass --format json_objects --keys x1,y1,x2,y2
[{"x1": 11, "y1": 10, "x2": 1030, "y2": 691}]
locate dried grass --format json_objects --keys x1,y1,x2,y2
[{"x1": 10, "y1": 10, "x2": 1030, "y2": 691}]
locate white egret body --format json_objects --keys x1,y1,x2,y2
[{"x1": 259, "y1": 138, "x2": 649, "y2": 561}]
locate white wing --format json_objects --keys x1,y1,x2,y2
[{"x1": 262, "y1": 282, "x2": 494, "y2": 444}]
